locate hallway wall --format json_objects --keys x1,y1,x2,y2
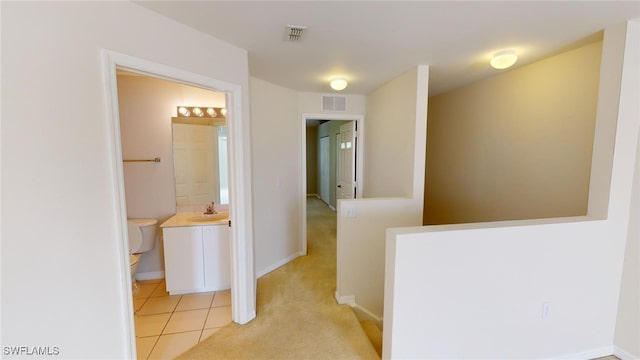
[{"x1": 306, "y1": 125, "x2": 318, "y2": 195}]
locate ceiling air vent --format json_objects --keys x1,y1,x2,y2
[
  {"x1": 321, "y1": 95, "x2": 347, "y2": 112},
  {"x1": 285, "y1": 25, "x2": 307, "y2": 41}
]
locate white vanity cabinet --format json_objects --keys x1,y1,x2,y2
[{"x1": 162, "y1": 224, "x2": 230, "y2": 295}]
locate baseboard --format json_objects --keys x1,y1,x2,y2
[
  {"x1": 256, "y1": 252, "x2": 303, "y2": 278},
  {"x1": 351, "y1": 304, "x2": 383, "y2": 330},
  {"x1": 335, "y1": 291, "x2": 356, "y2": 306},
  {"x1": 136, "y1": 271, "x2": 165, "y2": 281},
  {"x1": 614, "y1": 345, "x2": 640, "y2": 360},
  {"x1": 307, "y1": 194, "x2": 320, "y2": 198},
  {"x1": 334, "y1": 292, "x2": 383, "y2": 329},
  {"x1": 556, "y1": 345, "x2": 613, "y2": 359},
  {"x1": 329, "y1": 204, "x2": 336, "y2": 211}
]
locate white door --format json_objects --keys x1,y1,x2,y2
[
  {"x1": 336, "y1": 121, "x2": 356, "y2": 200},
  {"x1": 319, "y1": 136, "x2": 330, "y2": 204}
]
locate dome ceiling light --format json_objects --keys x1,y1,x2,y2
[
  {"x1": 330, "y1": 78, "x2": 348, "y2": 91},
  {"x1": 490, "y1": 49, "x2": 518, "y2": 70}
]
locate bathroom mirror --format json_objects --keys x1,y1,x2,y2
[{"x1": 171, "y1": 119, "x2": 228, "y2": 206}]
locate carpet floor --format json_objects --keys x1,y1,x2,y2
[{"x1": 177, "y1": 197, "x2": 380, "y2": 359}]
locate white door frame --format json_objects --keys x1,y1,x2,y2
[
  {"x1": 300, "y1": 113, "x2": 364, "y2": 255},
  {"x1": 102, "y1": 50, "x2": 255, "y2": 357}
]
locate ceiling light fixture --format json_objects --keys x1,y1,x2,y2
[
  {"x1": 490, "y1": 50, "x2": 518, "y2": 70},
  {"x1": 330, "y1": 78, "x2": 348, "y2": 91}
]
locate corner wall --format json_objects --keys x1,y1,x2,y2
[
  {"x1": 249, "y1": 77, "x2": 302, "y2": 276},
  {"x1": 613, "y1": 19, "x2": 640, "y2": 359},
  {"x1": 336, "y1": 66, "x2": 428, "y2": 321}
]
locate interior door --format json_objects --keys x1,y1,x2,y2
[
  {"x1": 319, "y1": 136, "x2": 330, "y2": 204},
  {"x1": 336, "y1": 121, "x2": 356, "y2": 200}
]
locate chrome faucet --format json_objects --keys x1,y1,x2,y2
[{"x1": 204, "y1": 201, "x2": 217, "y2": 215}]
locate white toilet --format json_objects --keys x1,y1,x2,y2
[{"x1": 127, "y1": 218, "x2": 158, "y2": 289}]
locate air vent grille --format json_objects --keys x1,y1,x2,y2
[
  {"x1": 321, "y1": 95, "x2": 347, "y2": 112},
  {"x1": 286, "y1": 25, "x2": 307, "y2": 41}
]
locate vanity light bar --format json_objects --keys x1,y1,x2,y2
[{"x1": 177, "y1": 106, "x2": 226, "y2": 119}]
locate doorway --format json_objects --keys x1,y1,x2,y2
[
  {"x1": 319, "y1": 136, "x2": 330, "y2": 205},
  {"x1": 301, "y1": 113, "x2": 364, "y2": 255},
  {"x1": 102, "y1": 51, "x2": 255, "y2": 357}
]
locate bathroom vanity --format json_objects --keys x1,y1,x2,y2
[{"x1": 160, "y1": 213, "x2": 230, "y2": 295}]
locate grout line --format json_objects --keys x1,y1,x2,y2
[
  {"x1": 144, "y1": 336, "x2": 160, "y2": 360},
  {"x1": 198, "y1": 291, "x2": 217, "y2": 340}
]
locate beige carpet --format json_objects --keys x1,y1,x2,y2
[{"x1": 178, "y1": 197, "x2": 380, "y2": 359}]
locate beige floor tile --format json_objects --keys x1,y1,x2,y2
[
  {"x1": 135, "y1": 336, "x2": 158, "y2": 360},
  {"x1": 204, "y1": 305, "x2": 232, "y2": 329},
  {"x1": 135, "y1": 283, "x2": 159, "y2": 299},
  {"x1": 151, "y1": 280, "x2": 170, "y2": 297},
  {"x1": 133, "y1": 298, "x2": 147, "y2": 313},
  {"x1": 199, "y1": 327, "x2": 221, "y2": 342},
  {"x1": 163, "y1": 309, "x2": 209, "y2": 334},
  {"x1": 176, "y1": 292, "x2": 214, "y2": 311},
  {"x1": 134, "y1": 313, "x2": 171, "y2": 337},
  {"x1": 137, "y1": 296, "x2": 181, "y2": 316},
  {"x1": 212, "y1": 290, "x2": 231, "y2": 307},
  {"x1": 148, "y1": 331, "x2": 200, "y2": 360}
]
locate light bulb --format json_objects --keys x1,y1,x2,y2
[
  {"x1": 192, "y1": 107, "x2": 203, "y2": 117},
  {"x1": 490, "y1": 50, "x2": 518, "y2": 70},
  {"x1": 220, "y1": 108, "x2": 227, "y2": 117},
  {"x1": 178, "y1": 106, "x2": 190, "y2": 116},
  {"x1": 330, "y1": 78, "x2": 348, "y2": 91}
]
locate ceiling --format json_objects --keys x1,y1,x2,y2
[{"x1": 135, "y1": 1, "x2": 640, "y2": 96}]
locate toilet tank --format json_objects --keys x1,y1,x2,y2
[{"x1": 127, "y1": 218, "x2": 158, "y2": 253}]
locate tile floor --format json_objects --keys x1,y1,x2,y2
[{"x1": 132, "y1": 279, "x2": 232, "y2": 359}]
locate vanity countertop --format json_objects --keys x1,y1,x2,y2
[{"x1": 160, "y1": 212, "x2": 230, "y2": 228}]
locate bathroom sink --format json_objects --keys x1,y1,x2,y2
[{"x1": 187, "y1": 213, "x2": 228, "y2": 222}]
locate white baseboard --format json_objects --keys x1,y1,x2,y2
[
  {"x1": 136, "y1": 271, "x2": 165, "y2": 281},
  {"x1": 351, "y1": 304, "x2": 383, "y2": 329},
  {"x1": 329, "y1": 204, "x2": 336, "y2": 211},
  {"x1": 256, "y1": 252, "x2": 303, "y2": 278},
  {"x1": 334, "y1": 292, "x2": 383, "y2": 329},
  {"x1": 307, "y1": 194, "x2": 320, "y2": 198},
  {"x1": 335, "y1": 291, "x2": 356, "y2": 306},
  {"x1": 557, "y1": 346, "x2": 613, "y2": 359},
  {"x1": 615, "y1": 345, "x2": 640, "y2": 360}
]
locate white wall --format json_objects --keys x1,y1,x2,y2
[
  {"x1": 250, "y1": 77, "x2": 302, "y2": 276},
  {"x1": 383, "y1": 21, "x2": 639, "y2": 359},
  {"x1": 117, "y1": 75, "x2": 226, "y2": 277},
  {"x1": 1, "y1": 2, "x2": 249, "y2": 358},
  {"x1": 336, "y1": 66, "x2": 428, "y2": 322},
  {"x1": 364, "y1": 68, "x2": 426, "y2": 199},
  {"x1": 613, "y1": 19, "x2": 640, "y2": 359}
]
